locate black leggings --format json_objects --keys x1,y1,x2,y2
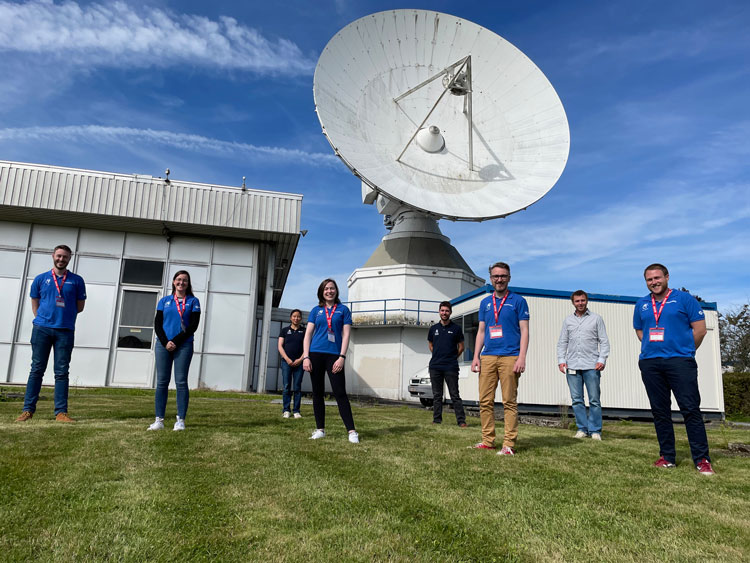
[{"x1": 309, "y1": 352, "x2": 355, "y2": 432}]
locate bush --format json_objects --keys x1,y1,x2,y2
[{"x1": 723, "y1": 372, "x2": 750, "y2": 416}]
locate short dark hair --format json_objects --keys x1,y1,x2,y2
[
  {"x1": 438, "y1": 301, "x2": 452, "y2": 312},
  {"x1": 53, "y1": 244, "x2": 72, "y2": 255},
  {"x1": 290, "y1": 309, "x2": 302, "y2": 318},
  {"x1": 644, "y1": 263, "x2": 669, "y2": 277},
  {"x1": 171, "y1": 270, "x2": 194, "y2": 296},
  {"x1": 317, "y1": 278, "x2": 341, "y2": 307},
  {"x1": 570, "y1": 290, "x2": 588, "y2": 302},
  {"x1": 489, "y1": 261, "x2": 510, "y2": 275}
]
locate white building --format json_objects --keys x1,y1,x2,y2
[{"x1": 0, "y1": 160, "x2": 302, "y2": 392}]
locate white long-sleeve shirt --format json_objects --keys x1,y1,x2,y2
[{"x1": 557, "y1": 309, "x2": 610, "y2": 369}]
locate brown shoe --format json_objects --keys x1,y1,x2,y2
[
  {"x1": 15, "y1": 411, "x2": 33, "y2": 422},
  {"x1": 55, "y1": 412, "x2": 75, "y2": 423}
]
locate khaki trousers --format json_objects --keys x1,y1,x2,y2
[{"x1": 478, "y1": 355, "x2": 520, "y2": 448}]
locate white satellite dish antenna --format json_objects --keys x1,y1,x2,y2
[{"x1": 313, "y1": 9, "x2": 570, "y2": 223}]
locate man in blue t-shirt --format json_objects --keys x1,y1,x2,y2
[
  {"x1": 427, "y1": 301, "x2": 466, "y2": 427},
  {"x1": 633, "y1": 263, "x2": 714, "y2": 475},
  {"x1": 16, "y1": 245, "x2": 87, "y2": 423},
  {"x1": 470, "y1": 262, "x2": 530, "y2": 455}
]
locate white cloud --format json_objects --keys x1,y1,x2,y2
[
  {"x1": 0, "y1": 0, "x2": 315, "y2": 75},
  {"x1": 0, "y1": 125, "x2": 339, "y2": 167}
]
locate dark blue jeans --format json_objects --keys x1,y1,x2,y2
[
  {"x1": 565, "y1": 369, "x2": 602, "y2": 434},
  {"x1": 154, "y1": 340, "x2": 193, "y2": 419},
  {"x1": 639, "y1": 357, "x2": 710, "y2": 464},
  {"x1": 281, "y1": 361, "x2": 304, "y2": 413},
  {"x1": 429, "y1": 369, "x2": 466, "y2": 425},
  {"x1": 23, "y1": 325, "x2": 75, "y2": 415}
]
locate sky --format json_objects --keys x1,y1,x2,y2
[{"x1": 1, "y1": 0, "x2": 748, "y2": 312}]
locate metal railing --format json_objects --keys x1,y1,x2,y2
[{"x1": 344, "y1": 298, "x2": 442, "y2": 326}]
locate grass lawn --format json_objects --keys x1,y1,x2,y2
[{"x1": 1, "y1": 387, "x2": 749, "y2": 563}]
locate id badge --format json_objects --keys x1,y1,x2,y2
[
  {"x1": 649, "y1": 327, "x2": 665, "y2": 342},
  {"x1": 327, "y1": 330, "x2": 336, "y2": 342},
  {"x1": 489, "y1": 325, "x2": 503, "y2": 339},
  {"x1": 55, "y1": 297, "x2": 65, "y2": 308}
]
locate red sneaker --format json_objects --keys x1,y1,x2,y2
[
  {"x1": 471, "y1": 442, "x2": 496, "y2": 450},
  {"x1": 696, "y1": 458, "x2": 715, "y2": 475},
  {"x1": 653, "y1": 456, "x2": 676, "y2": 468},
  {"x1": 497, "y1": 446, "x2": 515, "y2": 456}
]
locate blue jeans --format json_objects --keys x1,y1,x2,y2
[
  {"x1": 281, "y1": 361, "x2": 304, "y2": 413},
  {"x1": 154, "y1": 340, "x2": 193, "y2": 419},
  {"x1": 639, "y1": 357, "x2": 709, "y2": 464},
  {"x1": 23, "y1": 325, "x2": 75, "y2": 415},
  {"x1": 566, "y1": 369, "x2": 602, "y2": 434}
]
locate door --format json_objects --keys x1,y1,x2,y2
[{"x1": 110, "y1": 288, "x2": 160, "y2": 387}]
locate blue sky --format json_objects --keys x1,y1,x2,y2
[{"x1": 1, "y1": 0, "x2": 748, "y2": 311}]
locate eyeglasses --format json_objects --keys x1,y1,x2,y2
[{"x1": 490, "y1": 275, "x2": 509, "y2": 280}]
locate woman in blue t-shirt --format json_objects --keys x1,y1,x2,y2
[
  {"x1": 148, "y1": 270, "x2": 201, "y2": 432},
  {"x1": 302, "y1": 278, "x2": 358, "y2": 443}
]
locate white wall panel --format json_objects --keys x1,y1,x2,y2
[
  {"x1": 16, "y1": 279, "x2": 35, "y2": 343},
  {"x1": 68, "y1": 348, "x2": 109, "y2": 387},
  {"x1": 27, "y1": 252, "x2": 54, "y2": 277},
  {"x1": 78, "y1": 229, "x2": 124, "y2": 256},
  {"x1": 76, "y1": 256, "x2": 120, "y2": 284},
  {"x1": 110, "y1": 350, "x2": 153, "y2": 387},
  {"x1": 0, "y1": 277, "x2": 21, "y2": 342},
  {"x1": 0, "y1": 250, "x2": 26, "y2": 277},
  {"x1": 75, "y1": 284, "x2": 117, "y2": 347},
  {"x1": 9, "y1": 344, "x2": 34, "y2": 383},
  {"x1": 30, "y1": 225, "x2": 78, "y2": 251},
  {"x1": 204, "y1": 293, "x2": 250, "y2": 354},
  {"x1": 212, "y1": 240, "x2": 254, "y2": 266},
  {"x1": 0, "y1": 221, "x2": 31, "y2": 248},
  {"x1": 209, "y1": 265, "x2": 252, "y2": 293},
  {"x1": 0, "y1": 343, "x2": 10, "y2": 382},
  {"x1": 124, "y1": 233, "x2": 168, "y2": 259},
  {"x1": 169, "y1": 237, "x2": 211, "y2": 263},
  {"x1": 201, "y1": 354, "x2": 245, "y2": 390}
]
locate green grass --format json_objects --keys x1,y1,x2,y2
[{"x1": 1, "y1": 388, "x2": 749, "y2": 562}]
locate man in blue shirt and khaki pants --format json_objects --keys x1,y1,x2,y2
[{"x1": 634, "y1": 263, "x2": 714, "y2": 475}]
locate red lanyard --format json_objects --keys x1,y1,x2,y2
[
  {"x1": 651, "y1": 289, "x2": 672, "y2": 327},
  {"x1": 324, "y1": 304, "x2": 337, "y2": 331},
  {"x1": 175, "y1": 296, "x2": 186, "y2": 321},
  {"x1": 492, "y1": 292, "x2": 509, "y2": 324},
  {"x1": 51, "y1": 269, "x2": 67, "y2": 298}
]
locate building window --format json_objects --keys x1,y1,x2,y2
[
  {"x1": 121, "y1": 259, "x2": 164, "y2": 286},
  {"x1": 117, "y1": 290, "x2": 158, "y2": 349}
]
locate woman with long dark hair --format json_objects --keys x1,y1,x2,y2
[
  {"x1": 148, "y1": 270, "x2": 201, "y2": 431},
  {"x1": 302, "y1": 279, "x2": 358, "y2": 443}
]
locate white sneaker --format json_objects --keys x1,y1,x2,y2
[
  {"x1": 574, "y1": 430, "x2": 587, "y2": 439},
  {"x1": 293, "y1": 412, "x2": 302, "y2": 419},
  {"x1": 283, "y1": 411, "x2": 290, "y2": 419},
  {"x1": 173, "y1": 416, "x2": 185, "y2": 431},
  {"x1": 147, "y1": 417, "x2": 164, "y2": 431},
  {"x1": 310, "y1": 429, "x2": 325, "y2": 440},
  {"x1": 348, "y1": 431, "x2": 360, "y2": 444},
  {"x1": 591, "y1": 432, "x2": 602, "y2": 441}
]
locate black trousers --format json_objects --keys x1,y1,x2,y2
[
  {"x1": 309, "y1": 352, "x2": 355, "y2": 432},
  {"x1": 429, "y1": 368, "x2": 466, "y2": 425}
]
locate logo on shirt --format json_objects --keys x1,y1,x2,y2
[
  {"x1": 434, "y1": 329, "x2": 439, "y2": 336},
  {"x1": 642, "y1": 303, "x2": 649, "y2": 311},
  {"x1": 45, "y1": 279, "x2": 51, "y2": 285},
  {"x1": 699, "y1": 310, "x2": 704, "y2": 316}
]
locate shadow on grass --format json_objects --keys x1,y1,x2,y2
[{"x1": 368, "y1": 425, "x2": 421, "y2": 437}]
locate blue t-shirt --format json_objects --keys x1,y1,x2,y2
[
  {"x1": 428, "y1": 321, "x2": 464, "y2": 370},
  {"x1": 157, "y1": 294, "x2": 201, "y2": 342},
  {"x1": 633, "y1": 289, "x2": 705, "y2": 359},
  {"x1": 308, "y1": 304, "x2": 352, "y2": 355},
  {"x1": 30, "y1": 270, "x2": 87, "y2": 330},
  {"x1": 478, "y1": 292, "x2": 530, "y2": 356}
]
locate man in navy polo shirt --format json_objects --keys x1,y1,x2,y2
[
  {"x1": 427, "y1": 301, "x2": 466, "y2": 427},
  {"x1": 633, "y1": 263, "x2": 714, "y2": 475},
  {"x1": 470, "y1": 261, "x2": 529, "y2": 455},
  {"x1": 16, "y1": 244, "x2": 86, "y2": 423}
]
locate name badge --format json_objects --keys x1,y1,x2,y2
[
  {"x1": 489, "y1": 325, "x2": 503, "y2": 339},
  {"x1": 649, "y1": 327, "x2": 665, "y2": 342},
  {"x1": 327, "y1": 330, "x2": 336, "y2": 342},
  {"x1": 56, "y1": 297, "x2": 66, "y2": 308}
]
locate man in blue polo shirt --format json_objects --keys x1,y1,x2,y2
[
  {"x1": 427, "y1": 301, "x2": 466, "y2": 427},
  {"x1": 471, "y1": 262, "x2": 530, "y2": 455},
  {"x1": 16, "y1": 245, "x2": 86, "y2": 423},
  {"x1": 633, "y1": 263, "x2": 714, "y2": 475}
]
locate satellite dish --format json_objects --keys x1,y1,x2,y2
[{"x1": 313, "y1": 9, "x2": 570, "y2": 221}]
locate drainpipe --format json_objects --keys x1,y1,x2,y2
[{"x1": 256, "y1": 245, "x2": 276, "y2": 394}]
